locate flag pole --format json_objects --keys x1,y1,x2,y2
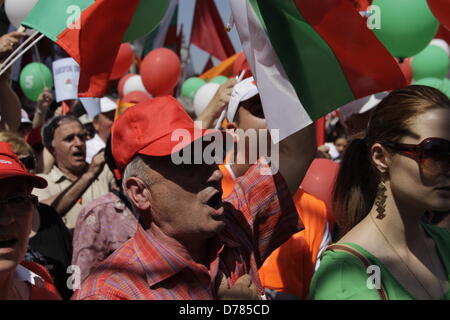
[
  {"x1": 0, "y1": 32, "x2": 44, "y2": 76},
  {"x1": 214, "y1": 69, "x2": 246, "y2": 129}
]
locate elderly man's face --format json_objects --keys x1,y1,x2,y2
[
  {"x1": 0, "y1": 179, "x2": 34, "y2": 274},
  {"x1": 143, "y1": 154, "x2": 226, "y2": 242},
  {"x1": 93, "y1": 111, "x2": 115, "y2": 143},
  {"x1": 52, "y1": 121, "x2": 87, "y2": 174}
]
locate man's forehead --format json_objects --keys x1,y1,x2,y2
[{"x1": 55, "y1": 121, "x2": 84, "y2": 135}]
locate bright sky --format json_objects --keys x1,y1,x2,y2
[{"x1": 178, "y1": 0, "x2": 242, "y2": 74}]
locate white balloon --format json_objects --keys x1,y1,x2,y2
[
  {"x1": 430, "y1": 39, "x2": 450, "y2": 56},
  {"x1": 193, "y1": 83, "x2": 220, "y2": 118},
  {"x1": 5, "y1": 0, "x2": 39, "y2": 28},
  {"x1": 123, "y1": 75, "x2": 149, "y2": 96}
]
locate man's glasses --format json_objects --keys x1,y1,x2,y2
[
  {"x1": 0, "y1": 195, "x2": 39, "y2": 209},
  {"x1": 383, "y1": 137, "x2": 450, "y2": 176}
]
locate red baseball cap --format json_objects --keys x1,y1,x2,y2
[
  {"x1": 0, "y1": 142, "x2": 47, "y2": 188},
  {"x1": 111, "y1": 96, "x2": 227, "y2": 173}
]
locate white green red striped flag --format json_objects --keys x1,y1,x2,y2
[{"x1": 230, "y1": 0, "x2": 406, "y2": 143}]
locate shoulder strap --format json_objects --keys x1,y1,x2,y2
[{"x1": 323, "y1": 244, "x2": 389, "y2": 300}]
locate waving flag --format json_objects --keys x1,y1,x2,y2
[
  {"x1": 191, "y1": 0, "x2": 235, "y2": 60},
  {"x1": 427, "y1": 0, "x2": 450, "y2": 31},
  {"x1": 230, "y1": 0, "x2": 406, "y2": 142},
  {"x1": 22, "y1": 0, "x2": 168, "y2": 97}
]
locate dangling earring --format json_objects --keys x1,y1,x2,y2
[{"x1": 374, "y1": 180, "x2": 387, "y2": 220}]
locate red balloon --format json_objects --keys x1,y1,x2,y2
[
  {"x1": 122, "y1": 91, "x2": 152, "y2": 104},
  {"x1": 141, "y1": 48, "x2": 181, "y2": 97},
  {"x1": 118, "y1": 73, "x2": 135, "y2": 97},
  {"x1": 110, "y1": 44, "x2": 134, "y2": 80},
  {"x1": 399, "y1": 58, "x2": 413, "y2": 85},
  {"x1": 301, "y1": 159, "x2": 340, "y2": 220}
]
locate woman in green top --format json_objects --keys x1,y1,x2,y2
[{"x1": 310, "y1": 86, "x2": 450, "y2": 300}]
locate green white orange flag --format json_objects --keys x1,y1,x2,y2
[
  {"x1": 22, "y1": 0, "x2": 168, "y2": 97},
  {"x1": 229, "y1": 0, "x2": 406, "y2": 143}
]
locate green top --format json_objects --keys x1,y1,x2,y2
[{"x1": 309, "y1": 223, "x2": 450, "y2": 300}]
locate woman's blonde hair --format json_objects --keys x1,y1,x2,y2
[{"x1": 0, "y1": 131, "x2": 34, "y2": 157}]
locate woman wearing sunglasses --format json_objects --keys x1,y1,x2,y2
[{"x1": 310, "y1": 86, "x2": 450, "y2": 300}]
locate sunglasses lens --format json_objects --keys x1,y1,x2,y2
[{"x1": 421, "y1": 139, "x2": 450, "y2": 174}]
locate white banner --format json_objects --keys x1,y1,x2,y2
[{"x1": 52, "y1": 58, "x2": 80, "y2": 102}]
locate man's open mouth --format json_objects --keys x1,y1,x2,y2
[
  {"x1": 72, "y1": 151, "x2": 85, "y2": 158},
  {"x1": 0, "y1": 238, "x2": 17, "y2": 248},
  {"x1": 206, "y1": 191, "x2": 223, "y2": 210}
]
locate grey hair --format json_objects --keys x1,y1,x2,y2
[{"x1": 121, "y1": 154, "x2": 154, "y2": 193}]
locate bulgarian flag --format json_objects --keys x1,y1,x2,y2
[
  {"x1": 22, "y1": 0, "x2": 166, "y2": 97},
  {"x1": 230, "y1": 0, "x2": 406, "y2": 142}
]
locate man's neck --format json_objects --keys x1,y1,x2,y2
[
  {"x1": 146, "y1": 223, "x2": 209, "y2": 267},
  {"x1": 0, "y1": 271, "x2": 14, "y2": 299}
]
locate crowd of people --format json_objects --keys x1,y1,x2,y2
[{"x1": 0, "y1": 5, "x2": 449, "y2": 301}]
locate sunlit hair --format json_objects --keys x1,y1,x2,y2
[{"x1": 333, "y1": 85, "x2": 450, "y2": 237}]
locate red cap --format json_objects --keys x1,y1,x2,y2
[
  {"x1": 0, "y1": 142, "x2": 47, "y2": 188},
  {"x1": 111, "y1": 96, "x2": 224, "y2": 173}
]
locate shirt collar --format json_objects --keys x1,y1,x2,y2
[
  {"x1": 48, "y1": 166, "x2": 68, "y2": 183},
  {"x1": 134, "y1": 220, "x2": 241, "y2": 288}
]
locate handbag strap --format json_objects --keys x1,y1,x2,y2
[{"x1": 323, "y1": 244, "x2": 389, "y2": 300}]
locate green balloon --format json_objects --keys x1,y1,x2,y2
[
  {"x1": 372, "y1": 0, "x2": 439, "y2": 58},
  {"x1": 413, "y1": 77, "x2": 450, "y2": 98},
  {"x1": 411, "y1": 45, "x2": 450, "y2": 80},
  {"x1": 210, "y1": 76, "x2": 229, "y2": 85},
  {"x1": 122, "y1": 0, "x2": 170, "y2": 42},
  {"x1": 19, "y1": 63, "x2": 53, "y2": 102},
  {"x1": 182, "y1": 77, "x2": 206, "y2": 98}
]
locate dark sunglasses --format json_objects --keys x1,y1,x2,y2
[{"x1": 383, "y1": 137, "x2": 450, "y2": 176}]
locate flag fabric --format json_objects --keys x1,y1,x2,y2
[
  {"x1": 202, "y1": 56, "x2": 214, "y2": 74},
  {"x1": 230, "y1": 0, "x2": 406, "y2": 143},
  {"x1": 191, "y1": 0, "x2": 235, "y2": 61},
  {"x1": 141, "y1": 0, "x2": 179, "y2": 58},
  {"x1": 427, "y1": 0, "x2": 450, "y2": 31},
  {"x1": 22, "y1": 0, "x2": 167, "y2": 97}
]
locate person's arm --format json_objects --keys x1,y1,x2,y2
[
  {"x1": 196, "y1": 79, "x2": 236, "y2": 129},
  {"x1": 33, "y1": 89, "x2": 53, "y2": 129},
  {"x1": 0, "y1": 69, "x2": 21, "y2": 133},
  {"x1": 40, "y1": 151, "x2": 106, "y2": 217},
  {"x1": 277, "y1": 123, "x2": 316, "y2": 195}
]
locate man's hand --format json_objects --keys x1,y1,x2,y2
[
  {"x1": 37, "y1": 89, "x2": 54, "y2": 113},
  {"x1": 86, "y1": 150, "x2": 105, "y2": 179},
  {"x1": 197, "y1": 78, "x2": 237, "y2": 129},
  {"x1": 0, "y1": 31, "x2": 26, "y2": 60},
  {"x1": 217, "y1": 274, "x2": 261, "y2": 300}
]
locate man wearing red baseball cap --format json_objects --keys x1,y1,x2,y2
[
  {"x1": 73, "y1": 95, "x2": 316, "y2": 300},
  {"x1": 0, "y1": 142, "x2": 61, "y2": 300}
]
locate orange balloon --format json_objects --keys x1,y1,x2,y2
[{"x1": 141, "y1": 48, "x2": 180, "y2": 96}]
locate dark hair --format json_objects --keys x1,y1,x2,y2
[
  {"x1": 235, "y1": 94, "x2": 264, "y2": 124},
  {"x1": 41, "y1": 115, "x2": 83, "y2": 152},
  {"x1": 333, "y1": 85, "x2": 450, "y2": 237}
]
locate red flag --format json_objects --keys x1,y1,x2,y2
[
  {"x1": 57, "y1": 0, "x2": 140, "y2": 97},
  {"x1": 202, "y1": 56, "x2": 214, "y2": 74},
  {"x1": 190, "y1": 0, "x2": 235, "y2": 60},
  {"x1": 427, "y1": 0, "x2": 450, "y2": 31}
]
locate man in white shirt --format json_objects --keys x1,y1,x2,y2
[{"x1": 86, "y1": 97, "x2": 116, "y2": 163}]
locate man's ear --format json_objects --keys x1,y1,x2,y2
[
  {"x1": 371, "y1": 143, "x2": 390, "y2": 175},
  {"x1": 124, "y1": 177, "x2": 151, "y2": 211}
]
